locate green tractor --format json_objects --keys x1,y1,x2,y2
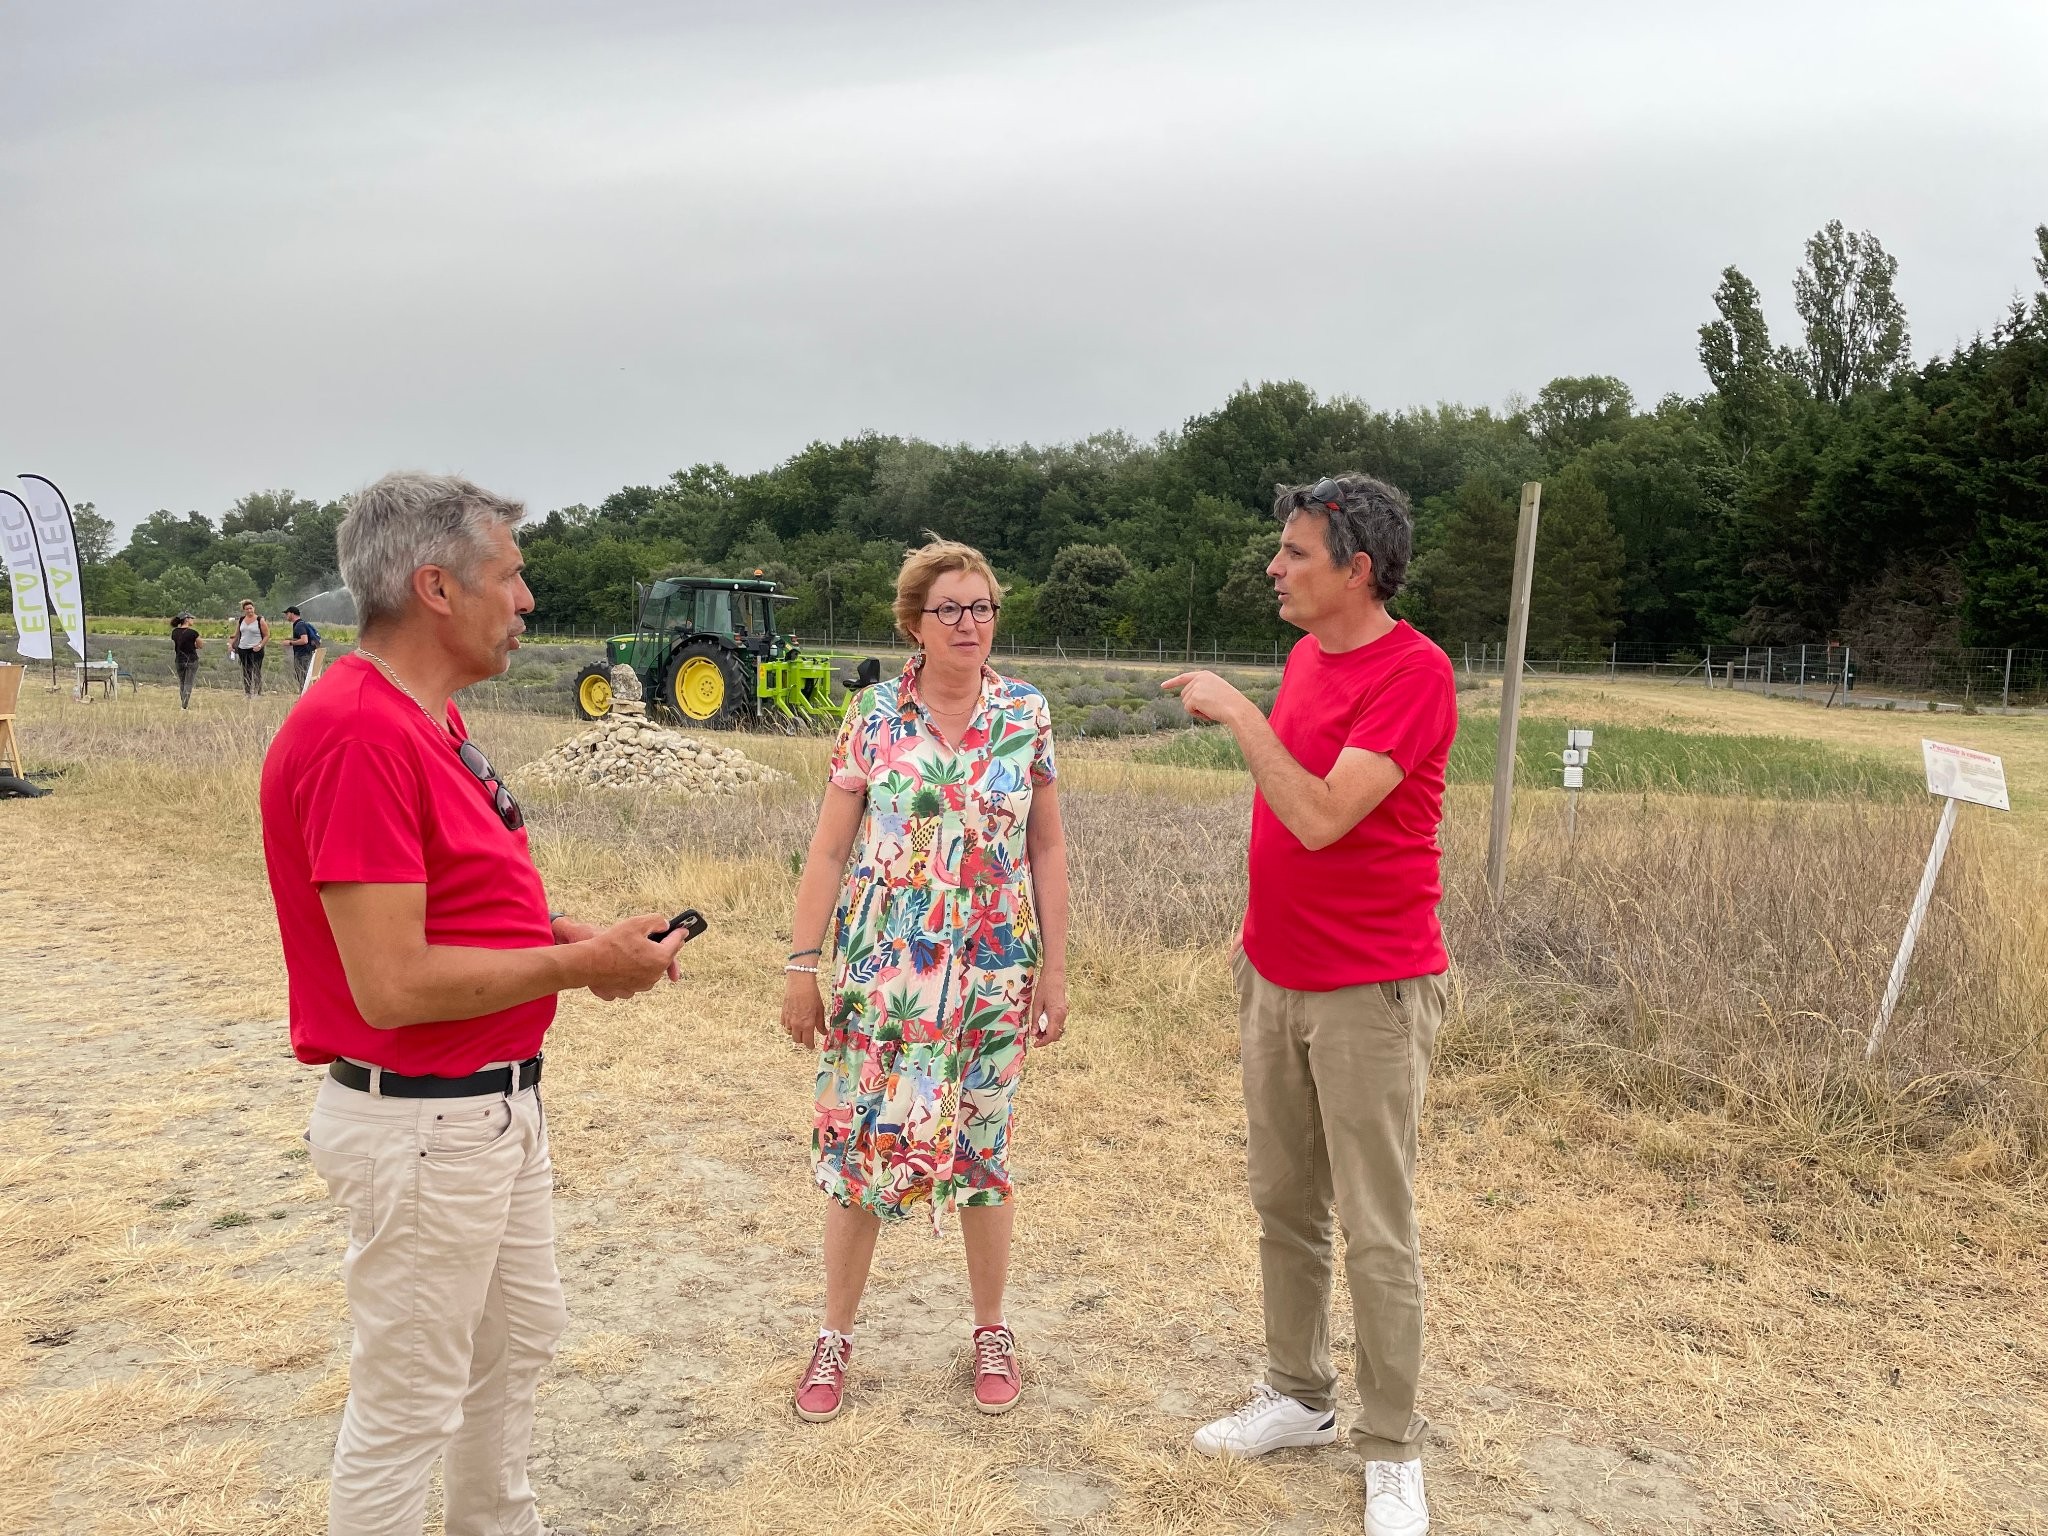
[{"x1": 570, "y1": 576, "x2": 879, "y2": 729}]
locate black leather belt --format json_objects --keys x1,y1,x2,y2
[{"x1": 328, "y1": 1054, "x2": 543, "y2": 1099}]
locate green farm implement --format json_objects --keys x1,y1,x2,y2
[{"x1": 570, "y1": 576, "x2": 879, "y2": 729}]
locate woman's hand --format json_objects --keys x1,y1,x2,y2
[
  {"x1": 783, "y1": 971, "x2": 827, "y2": 1050},
  {"x1": 1028, "y1": 968, "x2": 1070, "y2": 1048}
]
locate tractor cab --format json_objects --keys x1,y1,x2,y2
[{"x1": 570, "y1": 575, "x2": 868, "y2": 730}]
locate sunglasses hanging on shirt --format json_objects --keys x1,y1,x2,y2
[{"x1": 456, "y1": 739, "x2": 525, "y2": 831}]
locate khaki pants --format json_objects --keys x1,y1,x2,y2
[
  {"x1": 1234, "y1": 951, "x2": 1445, "y2": 1462},
  {"x1": 305, "y1": 1072, "x2": 567, "y2": 1536}
]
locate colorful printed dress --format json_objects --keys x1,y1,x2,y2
[{"x1": 813, "y1": 659, "x2": 1058, "y2": 1229}]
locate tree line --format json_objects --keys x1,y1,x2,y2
[{"x1": 27, "y1": 220, "x2": 2048, "y2": 654}]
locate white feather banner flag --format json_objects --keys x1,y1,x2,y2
[
  {"x1": 17, "y1": 475, "x2": 85, "y2": 662},
  {"x1": 0, "y1": 488, "x2": 53, "y2": 662}
]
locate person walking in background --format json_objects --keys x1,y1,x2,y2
[
  {"x1": 780, "y1": 538, "x2": 1071, "y2": 1424},
  {"x1": 1165, "y1": 474, "x2": 1457, "y2": 1536},
  {"x1": 232, "y1": 598, "x2": 268, "y2": 696},
  {"x1": 261, "y1": 471, "x2": 692, "y2": 1536},
  {"x1": 285, "y1": 604, "x2": 324, "y2": 693},
  {"x1": 171, "y1": 613, "x2": 203, "y2": 709}
]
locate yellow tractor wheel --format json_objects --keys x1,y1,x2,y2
[
  {"x1": 677, "y1": 656, "x2": 725, "y2": 719},
  {"x1": 660, "y1": 642, "x2": 748, "y2": 727},
  {"x1": 571, "y1": 663, "x2": 615, "y2": 721}
]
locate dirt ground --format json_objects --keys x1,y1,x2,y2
[{"x1": 2, "y1": 678, "x2": 2043, "y2": 1534}]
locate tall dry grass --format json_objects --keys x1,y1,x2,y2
[{"x1": 7, "y1": 687, "x2": 2047, "y2": 1533}]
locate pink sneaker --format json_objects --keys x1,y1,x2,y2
[
  {"x1": 795, "y1": 1333, "x2": 852, "y2": 1422},
  {"x1": 972, "y1": 1325, "x2": 1022, "y2": 1415}
]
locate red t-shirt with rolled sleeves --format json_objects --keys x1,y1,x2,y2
[
  {"x1": 1241, "y1": 621, "x2": 1458, "y2": 991},
  {"x1": 259, "y1": 653, "x2": 556, "y2": 1075}
]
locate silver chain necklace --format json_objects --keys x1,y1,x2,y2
[{"x1": 355, "y1": 648, "x2": 451, "y2": 737}]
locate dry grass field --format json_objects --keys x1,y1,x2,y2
[{"x1": 2, "y1": 671, "x2": 2043, "y2": 1535}]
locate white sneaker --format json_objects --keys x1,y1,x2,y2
[
  {"x1": 1192, "y1": 1383, "x2": 1339, "y2": 1458},
  {"x1": 1363, "y1": 1458, "x2": 1428, "y2": 1536}
]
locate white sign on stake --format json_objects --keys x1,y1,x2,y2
[
  {"x1": 1922, "y1": 739, "x2": 2009, "y2": 811},
  {"x1": 1869, "y1": 741, "x2": 2010, "y2": 1058}
]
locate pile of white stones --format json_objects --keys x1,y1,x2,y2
[{"x1": 519, "y1": 701, "x2": 788, "y2": 796}]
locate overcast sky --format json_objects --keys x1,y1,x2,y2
[{"x1": 7, "y1": 0, "x2": 2047, "y2": 537}]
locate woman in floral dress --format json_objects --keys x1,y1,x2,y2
[{"x1": 780, "y1": 539, "x2": 1071, "y2": 1422}]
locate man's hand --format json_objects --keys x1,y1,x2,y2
[
  {"x1": 782, "y1": 972, "x2": 827, "y2": 1050},
  {"x1": 578, "y1": 915, "x2": 687, "y2": 1001},
  {"x1": 1028, "y1": 969, "x2": 1070, "y2": 1048},
  {"x1": 1161, "y1": 671, "x2": 1255, "y2": 728}
]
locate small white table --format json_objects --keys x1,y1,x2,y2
[{"x1": 73, "y1": 661, "x2": 120, "y2": 700}]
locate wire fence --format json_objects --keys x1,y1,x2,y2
[
  {"x1": 1455, "y1": 641, "x2": 2048, "y2": 710},
  {"x1": 517, "y1": 622, "x2": 1297, "y2": 668},
  {"x1": 22, "y1": 628, "x2": 2047, "y2": 714}
]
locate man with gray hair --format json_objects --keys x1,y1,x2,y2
[
  {"x1": 1165, "y1": 473, "x2": 1456, "y2": 1536},
  {"x1": 260, "y1": 472, "x2": 691, "y2": 1535}
]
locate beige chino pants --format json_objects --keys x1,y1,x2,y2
[
  {"x1": 305, "y1": 1072, "x2": 567, "y2": 1536},
  {"x1": 1234, "y1": 950, "x2": 1445, "y2": 1462}
]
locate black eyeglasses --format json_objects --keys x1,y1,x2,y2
[
  {"x1": 456, "y1": 739, "x2": 525, "y2": 831},
  {"x1": 924, "y1": 600, "x2": 1000, "y2": 625}
]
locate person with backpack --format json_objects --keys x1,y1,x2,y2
[
  {"x1": 286, "y1": 605, "x2": 324, "y2": 693},
  {"x1": 231, "y1": 599, "x2": 269, "y2": 696}
]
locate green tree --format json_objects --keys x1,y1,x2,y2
[
  {"x1": 85, "y1": 557, "x2": 140, "y2": 614},
  {"x1": 1792, "y1": 221, "x2": 1911, "y2": 404},
  {"x1": 1575, "y1": 403, "x2": 1733, "y2": 644},
  {"x1": 155, "y1": 565, "x2": 211, "y2": 616},
  {"x1": 119, "y1": 511, "x2": 219, "y2": 580},
  {"x1": 71, "y1": 501, "x2": 116, "y2": 565},
  {"x1": 1529, "y1": 376, "x2": 1635, "y2": 461},
  {"x1": 1037, "y1": 543, "x2": 1130, "y2": 640},
  {"x1": 1698, "y1": 266, "x2": 1795, "y2": 460},
  {"x1": 223, "y1": 489, "x2": 319, "y2": 537},
  {"x1": 1403, "y1": 475, "x2": 1519, "y2": 642},
  {"x1": 1527, "y1": 464, "x2": 1626, "y2": 656},
  {"x1": 205, "y1": 563, "x2": 259, "y2": 612},
  {"x1": 1216, "y1": 529, "x2": 1290, "y2": 649}
]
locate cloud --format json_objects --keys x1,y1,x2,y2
[{"x1": 5, "y1": 0, "x2": 2046, "y2": 535}]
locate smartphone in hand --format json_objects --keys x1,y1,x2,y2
[{"x1": 649, "y1": 909, "x2": 709, "y2": 943}]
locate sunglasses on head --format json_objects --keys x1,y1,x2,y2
[
  {"x1": 1296, "y1": 478, "x2": 1346, "y2": 513},
  {"x1": 456, "y1": 739, "x2": 525, "y2": 831}
]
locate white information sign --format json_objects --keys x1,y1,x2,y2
[{"x1": 1921, "y1": 740, "x2": 2009, "y2": 812}]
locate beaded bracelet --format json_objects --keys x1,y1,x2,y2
[
  {"x1": 784, "y1": 963, "x2": 820, "y2": 975},
  {"x1": 787, "y1": 946, "x2": 822, "y2": 960}
]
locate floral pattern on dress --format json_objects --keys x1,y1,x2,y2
[{"x1": 813, "y1": 658, "x2": 1058, "y2": 1229}]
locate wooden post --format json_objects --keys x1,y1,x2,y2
[
  {"x1": 2002, "y1": 648, "x2": 2013, "y2": 710},
  {"x1": 1486, "y1": 482, "x2": 1542, "y2": 905}
]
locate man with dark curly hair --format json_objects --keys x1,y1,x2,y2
[{"x1": 1167, "y1": 473, "x2": 1457, "y2": 1536}]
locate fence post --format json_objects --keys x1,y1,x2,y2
[
  {"x1": 1703, "y1": 643, "x2": 1712, "y2": 688},
  {"x1": 1486, "y1": 482, "x2": 1543, "y2": 905},
  {"x1": 2003, "y1": 648, "x2": 2014, "y2": 710},
  {"x1": 1798, "y1": 644, "x2": 1807, "y2": 697},
  {"x1": 1764, "y1": 646, "x2": 1773, "y2": 698},
  {"x1": 1609, "y1": 642, "x2": 1616, "y2": 680}
]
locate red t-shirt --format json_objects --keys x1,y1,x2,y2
[
  {"x1": 259, "y1": 653, "x2": 557, "y2": 1075},
  {"x1": 1241, "y1": 621, "x2": 1458, "y2": 991}
]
